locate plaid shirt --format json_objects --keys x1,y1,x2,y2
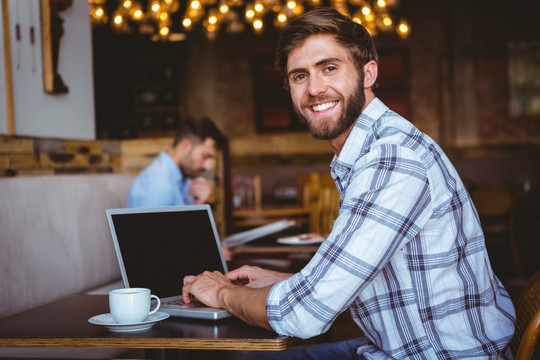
[{"x1": 267, "y1": 98, "x2": 515, "y2": 359}]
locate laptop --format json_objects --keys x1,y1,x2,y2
[{"x1": 106, "y1": 205, "x2": 233, "y2": 320}]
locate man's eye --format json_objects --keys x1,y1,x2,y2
[
  {"x1": 292, "y1": 74, "x2": 306, "y2": 82},
  {"x1": 324, "y1": 65, "x2": 337, "y2": 73}
]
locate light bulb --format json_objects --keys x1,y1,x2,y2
[
  {"x1": 397, "y1": 19, "x2": 410, "y2": 38},
  {"x1": 132, "y1": 9, "x2": 143, "y2": 20},
  {"x1": 253, "y1": 19, "x2": 263, "y2": 31},
  {"x1": 160, "y1": 26, "x2": 169, "y2": 36},
  {"x1": 159, "y1": 12, "x2": 169, "y2": 21}
]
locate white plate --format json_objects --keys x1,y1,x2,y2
[
  {"x1": 88, "y1": 311, "x2": 170, "y2": 332},
  {"x1": 277, "y1": 233, "x2": 325, "y2": 245}
]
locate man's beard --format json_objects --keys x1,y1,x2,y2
[
  {"x1": 294, "y1": 79, "x2": 366, "y2": 141},
  {"x1": 179, "y1": 149, "x2": 203, "y2": 179},
  {"x1": 180, "y1": 163, "x2": 205, "y2": 179}
]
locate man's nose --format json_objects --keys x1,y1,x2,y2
[
  {"x1": 308, "y1": 74, "x2": 327, "y2": 96},
  {"x1": 203, "y1": 158, "x2": 214, "y2": 171}
]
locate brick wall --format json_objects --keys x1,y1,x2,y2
[{"x1": 0, "y1": 136, "x2": 124, "y2": 177}]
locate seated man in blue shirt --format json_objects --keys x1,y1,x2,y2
[
  {"x1": 181, "y1": 8, "x2": 516, "y2": 360},
  {"x1": 127, "y1": 117, "x2": 226, "y2": 208}
]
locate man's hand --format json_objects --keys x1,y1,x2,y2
[
  {"x1": 190, "y1": 177, "x2": 212, "y2": 204},
  {"x1": 221, "y1": 246, "x2": 233, "y2": 262},
  {"x1": 225, "y1": 265, "x2": 293, "y2": 288},
  {"x1": 182, "y1": 271, "x2": 232, "y2": 308},
  {"x1": 182, "y1": 267, "x2": 282, "y2": 330}
]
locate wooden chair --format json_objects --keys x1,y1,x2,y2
[
  {"x1": 300, "y1": 173, "x2": 340, "y2": 236},
  {"x1": 232, "y1": 174, "x2": 262, "y2": 211},
  {"x1": 206, "y1": 143, "x2": 233, "y2": 238},
  {"x1": 511, "y1": 269, "x2": 540, "y2": 360},
  {"x1": 470, "y1": 184, "x2": 522, "y2": 277}
]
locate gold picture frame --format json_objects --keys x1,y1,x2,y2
[
  {"x1": 1, "y1": 0, "x2": 15, "y2": 134},
  {"x1": 40, "y1": 0, "x2": 54, "y2": 93},
  {"x1": 40, "y1": 0, "x2": 71, "y2": 94}
]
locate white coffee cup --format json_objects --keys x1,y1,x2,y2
[{"x1": 109, "y1": 288, "x2": 160, "y2": 324}]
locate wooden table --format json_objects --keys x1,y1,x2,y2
[
  {"x1": 0, "y1": 294, "x2": 290, "y2": 358},
  {"x1": 229, "y1": 213, "x2": 322, "y2": 272},
  {"x1": 232, "y1": 244, "x2": 319, "y2": 255},
  {"x1": 233, "y1": 206, "x2": 311, "y2": 230},
  {"x1": 230, "y1": 237, "x2": 321, "y2": 274}
]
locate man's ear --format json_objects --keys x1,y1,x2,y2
[
  {"x1": 175, "y1": 138, "x2": 193, "y2": 156},
  {"x1": 363, "y1": 60, "x2": 378, "y2": 89}
]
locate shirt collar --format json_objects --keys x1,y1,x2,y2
[
  {"x1": 331, "y1": 97, "x2": 388, "y2": 171},
  {"x1": 330, "y1": 98, "x2": 388, "y2": 186}
]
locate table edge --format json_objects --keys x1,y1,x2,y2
[{"x1": 0, "y1": 337, "x2": 291, "y2": 351}]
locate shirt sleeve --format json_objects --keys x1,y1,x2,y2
[{"x1": 267, "y1": 144, "x2": 433, "y2": 338}]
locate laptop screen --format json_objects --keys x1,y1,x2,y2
[{"x1": 107, "y1": 205, "x2": 228, "y2": 299}]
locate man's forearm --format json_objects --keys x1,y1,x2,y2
[{"x1": 218, "y1": 285, "x2": 273, "y2": 330}]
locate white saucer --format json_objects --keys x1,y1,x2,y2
[
  {"x1": 88, "y1": 312, "x2": 170, "y2": 332},
  {"x1": 277, "y1": 233, "x2": 325, "y2": 245}
]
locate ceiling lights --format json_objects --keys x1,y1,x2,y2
[{"x1": 89, "y1": 0, "x2": 410, "y2": 41}]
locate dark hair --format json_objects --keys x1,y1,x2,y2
[
  {"x1": 173, "y1": 117, "x2": 226, "y2": 149},
  {"x1": 275, "y1": 7, "x2": 379, "y2": 92}
]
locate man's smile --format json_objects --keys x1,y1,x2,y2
[{"x1": 309, "y1": 100, "x2": 339, "y2": 113}]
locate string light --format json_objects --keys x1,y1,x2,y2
[{"x1": 88, "y1": 0, "x2": 410, "y2": 41}]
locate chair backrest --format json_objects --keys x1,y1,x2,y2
[
  {"x1": 470, "y1": 183, "x2": 522, "y2": 277},
  {"x1": 232, "y1": 174, "x2": 262, "y2": 211},
  {"x1": 511, "y1": 269, "x2": 540, "y2": 360},
  {"x1": 300, "y1": 173, "x2": 340, "y2": 236},
  {"x1": 471, "y1": 184, "x2": 513, "y2": 217}
]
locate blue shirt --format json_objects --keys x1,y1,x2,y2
[
  {"x1": 127, "y1": 151, "x2": 194, "y2": 208},
  {"x1": 267, "y1": 98, "x2": 515, "y2": 359}
]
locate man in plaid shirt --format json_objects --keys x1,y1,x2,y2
[{"x1": 182, "y1": 7, "x2": 515, "y2": 359}]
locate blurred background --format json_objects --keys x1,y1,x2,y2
[{"x1": 1, "y1": 0, "x2": 539, "y2": 294}]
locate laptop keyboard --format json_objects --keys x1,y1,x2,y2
[{"x1": 162, "y1": 297, "x2": 206, "y2": 308}]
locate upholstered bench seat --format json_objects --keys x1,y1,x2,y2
[{"x1": 0, "y1": 174, "x2": 139, "y2": 359}]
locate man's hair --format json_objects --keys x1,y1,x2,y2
[
  {"x1": 172, "y1": 117, "x2": 226, "y2": 149},
  {"x1": 275, "y1": 7, "x2": 379, "y2": 92}
]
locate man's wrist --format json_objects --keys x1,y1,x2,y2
[{"x1": 216, "y1": 283, "x2": 236, "y2": 310}]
